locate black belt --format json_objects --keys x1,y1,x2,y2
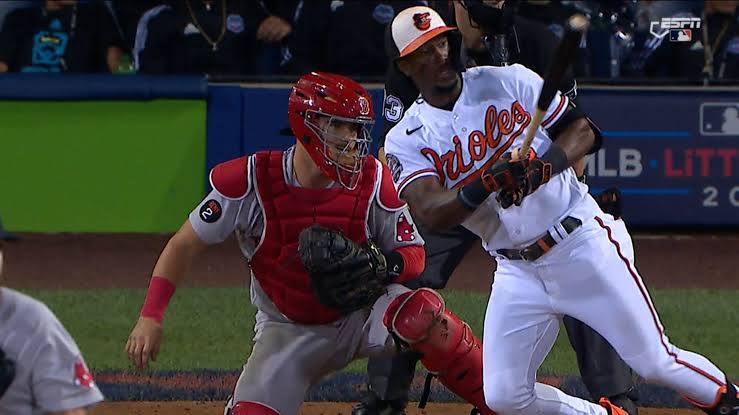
[{"x1": 497, "y1": 216, "x2": 582, "y2": 261}]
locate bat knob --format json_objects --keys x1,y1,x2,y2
[{"x1": 511, "y1": 146, "x2": 535, "y2": 162}]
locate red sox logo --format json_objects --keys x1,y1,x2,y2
[
  {"x1": 421, "y1": 101, "x2": 531, "y2": 187},
  {"x1": 74, "y1": 358, "x2": 94, "y2": 388},
  {"x1": 358, "y1": 96, "x2": 371, "y2": 116},
  {"x1": 413, "y1": 12, "x2": 431, "y2": 31},
  {"x1": 396, "y1": 212, "x2": 416, "y2": 242}
]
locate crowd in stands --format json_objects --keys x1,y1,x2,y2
[{"x1": 0, "y1": 0, "x2": 737, "y2": 81}]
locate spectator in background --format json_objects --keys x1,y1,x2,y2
[
  {"x1": 134, "y1": 0, "x2": 269, "y2": 75},
  {"x1": 512, "y1": 0, "x2": 590, "y2": 76},
  {"x1": 0, "y1": 2, "x2": 35, "y2": 29},
  {"x1": 0, "y1": 0, "x2": 124, "y2": 73},
  {"x1": 644, "y1": 0, "x2": 739, "y2": 81},
  {"x1": 253, "y1": 0, "x2": 299, "y2": 74},
  {"x1": 456, "y1": 0, "x2": 578, "y2": 92},
  {"x1": 110, "y1": 0, "x2": 163, "y2": 51},
  {"x1": 279, "y1": 1, "x2": 425, "y2": 77},
  {"x1": 257, "y1": 0, "x2": 296, "y2": 44},
  {"x1": 514, "y1": 0, "x2": 581, "y2": 37}
]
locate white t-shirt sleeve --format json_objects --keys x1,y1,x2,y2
[
  {"x1": 30, "y1": 307, "x2": 104, "y2": 413},
  {"x1": 383, "y1": 130, "x2": 441, "y2": 196},
  {"x1": 188, "y1": 189, "x2": 244, "y2": 244},
  {"x1": 513, "y1": 64, "x2": 570, "y2": 130}
]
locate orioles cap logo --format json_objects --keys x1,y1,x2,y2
[
  {"x1": 358, "y1": 96, "x2": 370, "y2": 115},
  {"x1": 413, "y1": 12, "x2": 431, "y2": 31}
]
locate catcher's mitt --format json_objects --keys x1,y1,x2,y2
[{"x1": 298, "y1": 224, "x2": 388, "y2": 314}]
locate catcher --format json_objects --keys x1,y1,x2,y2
[{"x1": 125, "y1": 72, "x2": 495, "y2": 415}]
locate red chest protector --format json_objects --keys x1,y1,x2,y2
[{"x1": 249, "y1": 150, "x2": 378, "y2": 324}]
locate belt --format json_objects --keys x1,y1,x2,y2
[{"x1": 497, "y1": 216, "x2": 582, "y2": 261}]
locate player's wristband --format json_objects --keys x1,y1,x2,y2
[
  {"x1": 140, "y1": 276, "x2": 176, "y2": 324},
  {"x1": 457, "y1": 178, "x2": 491, "y2": 211},
  {"x1": 540, "y1": 145, "x2": 569, "y2": 174}
]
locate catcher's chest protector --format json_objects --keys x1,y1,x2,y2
[{"x1": 250, "y1": 151, "x2": 377, "y2": 324}]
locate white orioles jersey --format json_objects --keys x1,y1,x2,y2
[{"x1": 384, "y1": 64, "x2": 595, "y2": 252}]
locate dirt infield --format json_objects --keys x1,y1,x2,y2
[
  {"x1": 4, "y1": 231, "x2": 739, "y2": 290},
  {"x1": 92, "y1": 401, "x2": 701, "y2": 415}
]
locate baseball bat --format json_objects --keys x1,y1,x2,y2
[{"x1": 519, "y1": 13, "x2": 589, "y2": 157}]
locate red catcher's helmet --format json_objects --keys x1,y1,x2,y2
[{"x1": 288, "y1": 72, "x2": 375, "y2": 190}]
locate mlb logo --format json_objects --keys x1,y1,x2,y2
[
  {"x1": 699, "y1": 103, "x2": 739, "y2": 136},
  {"x1": 670, "y1": 29, "x2": 692, "y2": 42}
]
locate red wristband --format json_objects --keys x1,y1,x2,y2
[{"x1": 140, "y1": 276, "x2": 176, "y2": 324}]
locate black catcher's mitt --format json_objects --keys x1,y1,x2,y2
[{"x1": 298, "y1": 224, "x2": 388, "y2": 314}]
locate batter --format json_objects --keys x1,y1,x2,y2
[{"x1": 384, "y1": 6, "x2": 739, "y2": 415}]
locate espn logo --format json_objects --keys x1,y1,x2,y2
[
  {"x1": 650, "y1": 17, "x2": 701, "y2": 40},
  {"x1": 670, "y1": 29, "x2": 692, "y2": 42}
]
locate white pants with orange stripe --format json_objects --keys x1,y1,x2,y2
[{"x1": 481, "y1": 212, "x2": 731, "y2": 415}]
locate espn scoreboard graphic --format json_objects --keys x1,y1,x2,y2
[{"x1": 650, "y1": 17, "x2": 701, "y2": 42}]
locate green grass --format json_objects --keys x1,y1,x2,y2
[{"x1": 26, "y1": 288, "x2": 739, "y2": 375}]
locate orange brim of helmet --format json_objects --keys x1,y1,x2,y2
[{"x1": 398, "y1": 26, "x2": 457, "y2": 58}]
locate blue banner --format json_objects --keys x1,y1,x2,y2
[
  {"x1": 579, "y1": 88, "x2": 739, "y2": 227},
  {"x1": 0, "y1": 74, "x2": 207, "y2": 100},
  {"x1": 207, "y1": 85, "x2": 739, "y2": 227}
]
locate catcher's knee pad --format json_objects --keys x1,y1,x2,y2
[
  {"x1": 227, "y1": 401, "x2": 280, "y2": 415},
  {"x1": 383, "y1": 288, "x2": 494, "y2": 415}
]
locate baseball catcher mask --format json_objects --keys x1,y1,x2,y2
[{"x1": 288, "y1": 72, "x2": 376, "y2": 190}]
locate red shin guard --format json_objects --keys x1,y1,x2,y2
[{"x1": 384, "y1": 288, "x2": 495, "y2": 415}]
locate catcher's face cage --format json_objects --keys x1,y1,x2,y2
[{"x1": 304, "y1": 110, "x2": 374, "y2": 190}]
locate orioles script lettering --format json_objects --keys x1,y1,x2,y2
[{"x1": 421, "y1": 101, "x2": 531, "y2": 186}]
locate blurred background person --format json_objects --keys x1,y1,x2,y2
[
  {"x1": 0, "y1": 0, "x2": 124, "y2": 73},
  {"x1": 252, "y1": 0, "x2": 299, "y2": 75},
  {"x1": 133, "y1": 0, "x2": 270, "y2": 75},
  {"x1": 110, "y1": 0, "x2": 162, "y2": 52},
  {"x1": 0, "y1": 1, "x2": 34, "y2": 27},
  {"x1": 511, "y1": 0, "x2": 592, "y2": 75},
  {"x1": 278, "y1": 1, "x2": 426, "y2": 77},
  {"x1": 515, "y1": 0, "x2": 582, "y2": 36}
]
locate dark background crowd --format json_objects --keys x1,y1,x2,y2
[{"x1": 0, "y1": 0, "x2": 737, "y2": 83}]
